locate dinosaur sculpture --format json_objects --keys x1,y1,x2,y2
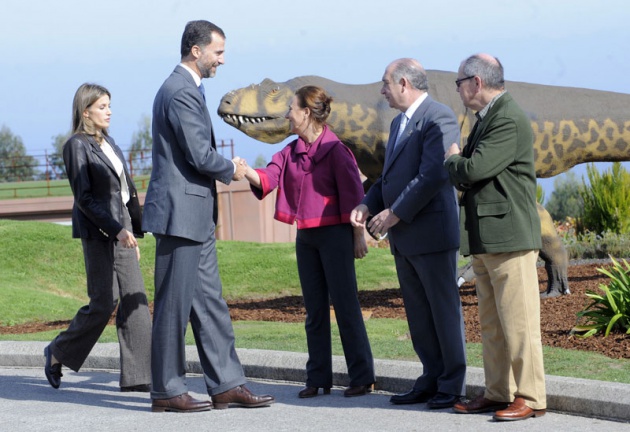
[{"x1": 217, "y1": 72, "x2": 630, "y2": 297}]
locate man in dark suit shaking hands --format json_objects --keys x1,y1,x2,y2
[
  {"x1": 351, "y1": 58, "x2": 466, "y2": 409},
  {"x1": 143, "y1": 20, "x2": 274, "y2": 413}
]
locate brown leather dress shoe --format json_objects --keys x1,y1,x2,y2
[
  {"x1": 151, "y1": 393, "x2": 212, "y2": 413},
  {"x1": 493, "y1": 397, "x2": 546, "y2": 421},
  {"x1": 344, "y1": 384, "x2": 373, "y2": 397},
  {"x1": 298, "y1": 386, "x2": 331, "y2": 398},
  {"x1": 453, "y1": 395, "x2": 509, "y2": 414},
  {"x1": 212, "y1": 385, "x2": 275, "y2": 409}
]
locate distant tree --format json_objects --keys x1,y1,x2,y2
[
  {"x1": 0, "y1": 125, "x2": 37, "y2": 182},
  {"x1": 253, "y1": 154, "x2": 267, "y2": 168},
  {"x1": 128, "y1": 115, "x2": 152, "y2": 176},
  {"x1": 49, "y1": 132, "x2": 71, "y2": 180},
  {"x1": 545, "y1": 171, "x2": 583, "y2": 222}
]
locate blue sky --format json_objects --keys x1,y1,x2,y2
[{"x1": 1, "y1": 0, "x2": 628, "y2": 198}]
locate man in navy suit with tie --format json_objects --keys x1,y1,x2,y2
[
  {"x1": 351, "y1": 58, "x2": 467, "y2": 409},
  {"x1": 143, "y1": 20, "x2": 274, "y2": 412}
]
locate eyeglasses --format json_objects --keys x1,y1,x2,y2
[{"x1": 455, "y1": 75, "x2": 475, "y2": 88}]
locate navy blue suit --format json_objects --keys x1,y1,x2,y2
[{"x1": 362, "y1": 95, "x2": 466, "y2": 396}]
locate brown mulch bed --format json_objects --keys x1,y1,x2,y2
[{"x1": 2, "y1": 263, "x2": 629, "y2": 359}]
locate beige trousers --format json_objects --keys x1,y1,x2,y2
[{"x1": 472, "y1": 250, "x2": 546, "y2": 410}]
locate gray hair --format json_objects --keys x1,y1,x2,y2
[
  {"x1": 462, "y1": 54, "x2": 505, "y2": 90},
  {"x1": 391, "y1": 58, "x2": 428, "y2": 91}
]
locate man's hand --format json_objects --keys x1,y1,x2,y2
[
  {"x1": 445, "y1": 143, "x2": 460, "y2": 160},
  {"x1": 232, "y1": 156, "x2": 247, "y2": 181},
  {"x1": 350, "y1": 204, "x2": 369, "y2": 228},
  {"x1": 367, "y1": 208, "x2": 400, "y2": 238}
]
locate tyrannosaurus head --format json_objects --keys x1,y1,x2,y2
[{"x1": 217, "y1": 78, "x2": 295, "y2": 143}]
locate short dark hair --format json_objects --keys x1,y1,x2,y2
[{"x1": 180, "y1": 20, "x2": 225, "y2": 58}]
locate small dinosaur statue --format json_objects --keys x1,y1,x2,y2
[{"x1": 218, "y1": 72, "x2": 630, "y2": 297}]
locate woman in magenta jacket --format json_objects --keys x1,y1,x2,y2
[{"x1": 241, "y1": 86, "x2": 375, "y2": 398}]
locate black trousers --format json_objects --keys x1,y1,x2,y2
[{"x1": 296, "y1": 224, "x2": 374, "y2": 387}]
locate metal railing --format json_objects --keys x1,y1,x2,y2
[{"x1": 0, "y1": 139, "x2": 235, "y2": 199}]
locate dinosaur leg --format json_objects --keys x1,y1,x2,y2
[{"x1": 537, "y1": 203, "x2": 570, "y2": 298}]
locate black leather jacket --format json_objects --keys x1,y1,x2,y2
[{"x1": 63, "y1": 133, "x2": 143, "y2": 240}]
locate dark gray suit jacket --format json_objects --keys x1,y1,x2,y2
[
  {"x1": 142, "y1": 66, "x2": 234, "y2": 242},
  {"x1": 362, "y1": 95, "x2": 460, "y2": 256}
]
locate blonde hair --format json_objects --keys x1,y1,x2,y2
[{"x1": 72, "y1": 83, "x2": 111, "y2": 143}]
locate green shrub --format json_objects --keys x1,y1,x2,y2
[
  {"x1": 579, "y1": 163, "x2": 630, "y2": 235},
  {"x1": 564, "y1": 230, "x2": 630, "y2": 260},
  {"x1": 572, "y1": 257, "x2": 630, "y2": 338}
]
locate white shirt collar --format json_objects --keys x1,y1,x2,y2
[
  {"x1": 403, "y1": 92, "x2": 428, "y2": 120},
  {"x1": 179, "y1": 63, "x2": 202, "y2": 87}
]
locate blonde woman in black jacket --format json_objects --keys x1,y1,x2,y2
[{"x1": 44, "y1": 83, "x2": 151, "y2": 392}]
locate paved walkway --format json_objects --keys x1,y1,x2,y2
[{"x1": 1, "y1": 342, "x2": 629, "y2": 431}]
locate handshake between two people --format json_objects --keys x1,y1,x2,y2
[{"x1": 231, "y1": 156, "x2": 262, "y2": 189}]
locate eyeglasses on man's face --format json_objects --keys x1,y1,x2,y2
[{"x1": 455, "y1": 75, "x2": 475, "y2": 88}]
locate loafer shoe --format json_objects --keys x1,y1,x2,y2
[
  {"x1": 212, "y1": 385, "x2": 275, "y2": 409},
  {"x1": 121, "y1": 384, "x2": 151, "y2": 392},
  {"x1": 344, "y1": 384, "x2": 373, "y2": 397},
  {"x1": 493, "y1": 397, "x2": 546, "y2": 421},
  {"x1": 151, "y1": 393, "x2": 212, "y2": 413},
  {"x1": 44, "y1": 345, "x2": 62, "y2": 389},
  {"x1": 427, "y1": 392, "x2": 460, "y2": 409},
  {"x1": 389, "y1": 388, "x2": 434, "y2": 405},
  {"x1": 453, "y1": 395, "x2": 509, "y2": 414},
  {"x1": 298, "y1": 386, "x2": 331, "y2": 398}
]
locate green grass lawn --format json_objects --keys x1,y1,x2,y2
[{"x1": 1, "y1": 219, "x2": 629, "y2": 384}]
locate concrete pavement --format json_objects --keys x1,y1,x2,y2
[{"x1": 0, "y1": 341, "x2": 629, "y2": 431}]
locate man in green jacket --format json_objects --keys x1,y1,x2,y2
[{"x1": 444, "y1": 53, "x2": 546, "y2": 422}]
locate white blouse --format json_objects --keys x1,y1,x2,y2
[{"x1": 101, "y1": 140, "x2": 130, "y2": 204}]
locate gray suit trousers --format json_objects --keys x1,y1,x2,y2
[
  {"x1": 151, "y1": 233, "x2": 246, "y2": 399},
  {"x1": 50, "y1": 210, "x2": 152, "y2": 387}
]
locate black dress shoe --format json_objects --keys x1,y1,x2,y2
[
  {"x1": 44, "y1": 345, "x2": 62, "y2": 389},
  {"x1": 427, "y1": 392, "x2": 460, "y2": 409},
  {"x1": 343, "y1": 384, "x2": 373, "y2": 397},
  {"x1": 298, "y1": 386, "x2": 331, "y2": 398},
  {"x1": 121, "y1": 384, "x2": 151, "y2": 392},
  {"x1": 453, "y1": 395, "x2": 509, "y2": 414},
  {"x1": 389, "y1": 388, "x2": 434, "y2": 405}
]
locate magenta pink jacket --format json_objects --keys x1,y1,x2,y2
[{"x1": 252, "y1": 126, "x2": 364, "y2": 229}]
